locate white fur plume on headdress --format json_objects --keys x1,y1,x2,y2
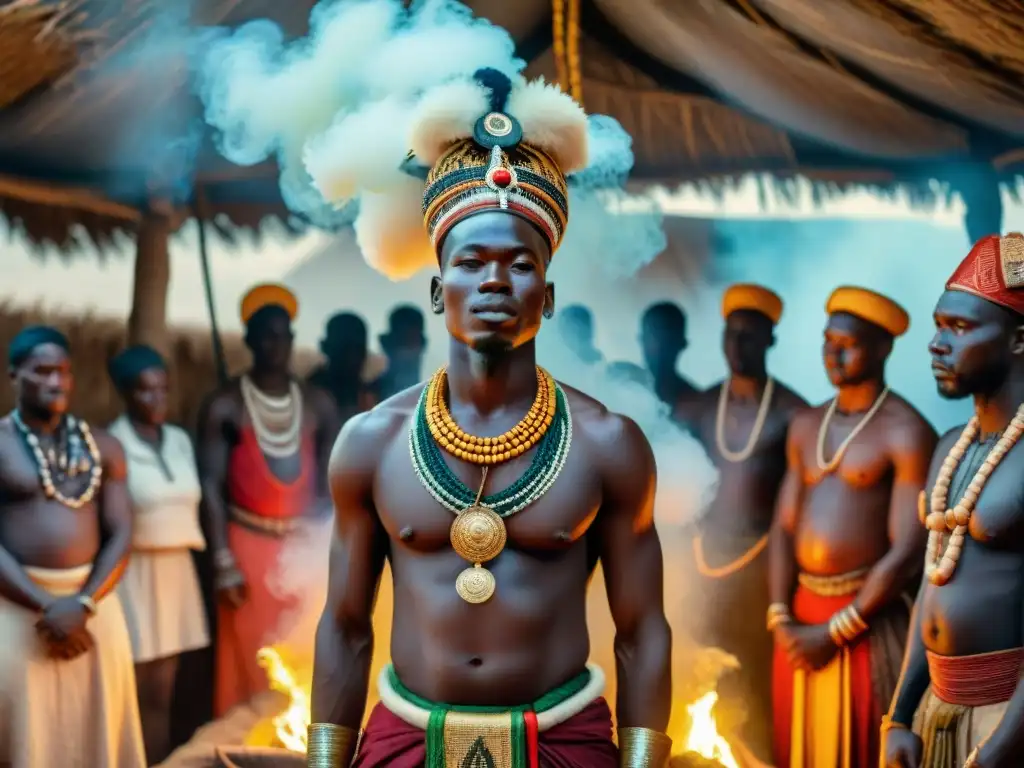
[{"x1": 408, "y1": 73, "x2": 589, "y2": 171}]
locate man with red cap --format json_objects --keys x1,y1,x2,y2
[
  {"x1": 883, "y1": 233, "x2": 1024, "y2": 768},
  {"x1": 770, "y1": 285, "x2": 937, "y2": 768}
]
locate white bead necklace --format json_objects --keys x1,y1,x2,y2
[
  {"x1": 714, "y1": 377, "x2": 775, "y2": 463},
  {"x1": 240, "y1": 375, "x2": 303, "y2": 458},
  {"x1": 815, "y1": 387, "x2": 890, "y2": 473},
  {"x1": 922, "y1": 404, "x2": 1024, "y2": 586}
]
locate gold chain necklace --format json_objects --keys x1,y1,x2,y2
[
  {"x1": 715, "y1": 377, "x2": 775, "y2": 463},
  {"x1": 815, "y1": 387, "x2": 890, "y2": 473},
  {"x1": 922, "y1": 404, "x2": 1024, "y2": 586},
  {"x1": 425, "y1": 366, "x2": 556, "y2": 465}
]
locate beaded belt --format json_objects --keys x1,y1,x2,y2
[
  {"x1": 927, "y1": 647, "x2": 1024, "y2": 707},
  {"x1": 797, "y1": 567, "x2": 868, "y2": 597},
  {"x1": 228, "y1": 505, "x2": 305, "y2": 537}
]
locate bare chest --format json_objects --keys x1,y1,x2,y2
[
  {"x1": 941, "y1": 443, "x2": 1024, "y2": 548},
  {"x1": 374, "y1": 425, "x2": 601, "y2": 555},
  {"x1": 801, "y1": 416, "x2": 892, "y2": 488}
]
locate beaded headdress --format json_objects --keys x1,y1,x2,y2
[
  {"x1": 306, "y1": 68, "x2": 588, "y2": 279},
  {"x1": 946, "y1": 233, "x2": 1024, "y2": 316}
]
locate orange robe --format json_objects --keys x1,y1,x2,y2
[
  {"x1": 772, "y1": 580, "x2": 909, "y2": 768},
  {"x1": 214, "y1": 423, "x2": 316, "y2": 716}
]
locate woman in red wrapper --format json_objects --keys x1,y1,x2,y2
[{"x1": 196, "y1": 284, "x2": 339, "y2": 717}]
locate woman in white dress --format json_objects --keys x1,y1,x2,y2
[{"x1": 107, "y1": 345, "x2": 210, "y2": 764}]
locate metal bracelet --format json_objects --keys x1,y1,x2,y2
[
  {"x1": 76, "y1": 594, "x2": 98, "y2": 616},
  {"x1": 306, "y1": 723, "x2": 358, "y2": 768},
  {"x1": 618, "y1": 727, "x2": 673, "y2": 768}
]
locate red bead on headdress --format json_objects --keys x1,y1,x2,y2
[{"x1": 946, "y1": 233, "x2": 1024, "y2": 315}]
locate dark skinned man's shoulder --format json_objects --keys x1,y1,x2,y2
[
  {"x1": 773, "y1": 381, "x2": 810, "y2": 413},
  {"x1": 90, "y1": 426, "x2": 128, "y2": 478},
  {"x1": 880, "y1": 392, "x2": 939, "y2": 450},
  {"x1": 559, "y1": 383, "x2": 654, "y2": 476},
  {"x1": 197, "y1": 379, "x2": 243, "y2": 429},
  {"x1": 328, "y1": 383, "x2": 424, "y2": 473},
  {"x1": 301, "y1": 379, "x2": 338, "y2": 415}
]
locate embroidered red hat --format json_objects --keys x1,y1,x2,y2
[{"x1": 946, "y1": 233, "x2": 1024, "y2": 316}]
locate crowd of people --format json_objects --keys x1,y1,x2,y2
[{"x1": 1, "y1": 65, "x2": 1023, "y2": 768}]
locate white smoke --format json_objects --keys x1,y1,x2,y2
[{"x1": 197, "y1": 0, "x2": 665, "y2": 271}]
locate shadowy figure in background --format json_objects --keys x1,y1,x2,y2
[
  {"x1": 640, "y1": 301, "x2": 699, "y2": 413},
  {"x1": 372, "y1": 305, "x2": 427, "y2": 401},
  {"x1": 606, "y1": 361, "x2": 653, "y2": 389},
  {"x1": 557, "y1": 305, "x2": 604, "y2": 365},
  {"x1": 307, "y1": 312, "x2": 377, "y2": 426}
]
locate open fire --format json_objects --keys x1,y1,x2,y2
[{"x1": 258, "y1": 646, "x2": 744, "y2": 767}]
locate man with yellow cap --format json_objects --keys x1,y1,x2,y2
[
  {"x1": 884, "y1": 234, "x2": 1024, "y2": 768},
  {"x1": 682, "y1": 283, "x2": 808, "y2": 761},
  {"x1": 296, "y1": 66, "x2": 673, "y2": 767},
  {"x1": 769, "y1": 286, "x2": 937, "y2": 768},
  {"x1": 196, "y1": 283, "x2": 340, "y2": 716}
]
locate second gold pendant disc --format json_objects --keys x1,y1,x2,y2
[{"x1": 450, "y1": 504, "x2": 506, "y2": 604}]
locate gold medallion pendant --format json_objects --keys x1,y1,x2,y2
[{"x1": 450, "y1": 504, "x2": 506, "y2": 604}]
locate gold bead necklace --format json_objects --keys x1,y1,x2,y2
[
  {"x1": 424, "y1": 366, "x2": 557, "y2": 465},
  {"x1": 922, "y1": 404, "x2": 1024, "y2": 586}
]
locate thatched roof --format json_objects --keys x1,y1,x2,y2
[
  {"x1": 1, "y1": 0, "x2": 1023, "y2": 251},
  {"x1": 0, "y1": 0, "x2": 318, "y2": 252}
]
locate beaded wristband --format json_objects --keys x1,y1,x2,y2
[
  {"x1": 618, "y1": 727, "x2": 673, "y2": 767},
  {"x1": 828, "y1": 605, "x2": 868, "y2": 646},
  {"x1": 766, "y1": 602, "x2": 791, "y2": 632},
  {"x1": 306, "y1": 723, "x2": 358, "y2": 768},
  {"x1": 76, "y1": 595, "x2": 98, "y2": 616},
  {"x1": 213, "y1": 548, "x2": 236, "y2": 570},
  {"x1": 880, "y1": 714, "x2": 910, "y2": 732}
]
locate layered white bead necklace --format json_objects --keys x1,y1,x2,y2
[{"x1": 240, "y1": 375, "x2": 303, "y2": 458}]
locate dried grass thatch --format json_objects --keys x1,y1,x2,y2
[
  {"x1": 0, "y1": 0, "x2": 84, "y2": 110},
  {"x1": 0, "y1": 303, "x2": 320, "y2": 431}
]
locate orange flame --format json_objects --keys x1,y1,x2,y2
[
  {"x1": 256, "y1": 646, "x2": 310, "y2": 753},
  {"x1": 681, "y1": 691, "x2": 740, "y2": 768}
]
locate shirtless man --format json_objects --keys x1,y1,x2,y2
[
  {"x1": 0, "y1": 326, "x2": 145, "y2": 767},
  {"x1": 306, "y1": 69, "x2": 673, "y2": 767},
  {"x1": 197, "y1": 284, "x2": 340, "y2": 715},
  {"x1": 884, "y1": 233, "x2": 1024, "y2": 768},
  {"x1": 683, "y1": 284, "x2": 807, "y2": 761},
  {"x1": 770, "y1": 287, "x2": 937, "y2": 767}
]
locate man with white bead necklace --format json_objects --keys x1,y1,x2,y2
[
  {"x1": 769, "y1": 286, "x2": 938, "y2": 768},
  {"x1": 884, "y1": 233, "x2": 1024, "y2": 768},
  {"x1": 681, "y1": 283, "x2": 807, "y2": 762}
]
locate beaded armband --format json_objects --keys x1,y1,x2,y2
[
  {"x1": 306, "y1": 723, "x2": 359, "y2": 768},
  {"x1": 618, "y1": 727, "x2": 673, "y2": 767},
  {"x1": 827, "y1": 605, "x2": 868, "y2": 646},
  {"x1": 766, "y1": 602, "x2": 791, "y2": 632}
]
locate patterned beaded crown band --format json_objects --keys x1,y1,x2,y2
[{"x1": 400, "y1": 67, "x2": 586, "y2": 262}]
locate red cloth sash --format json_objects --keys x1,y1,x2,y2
[
  {"x1": 926, "y1": 648, "x2": 1024, "y2": 707},
  {"x1": 771, "y1": 585, "x2": 877, "y2": 768},
  {"x1": 226, "y1": 424, "x2": 315, "y2": 519},
  {"x1": 351, "y1": 698, "x2": 618, "y2": 768}
]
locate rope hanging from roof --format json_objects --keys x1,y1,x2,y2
[{"x1": 552, "y1": 0, "x2": 583, "y2": 106}]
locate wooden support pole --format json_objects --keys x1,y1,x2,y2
[{"x1": 127, "y1": 207, "x2": 173, "y2": 355}]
